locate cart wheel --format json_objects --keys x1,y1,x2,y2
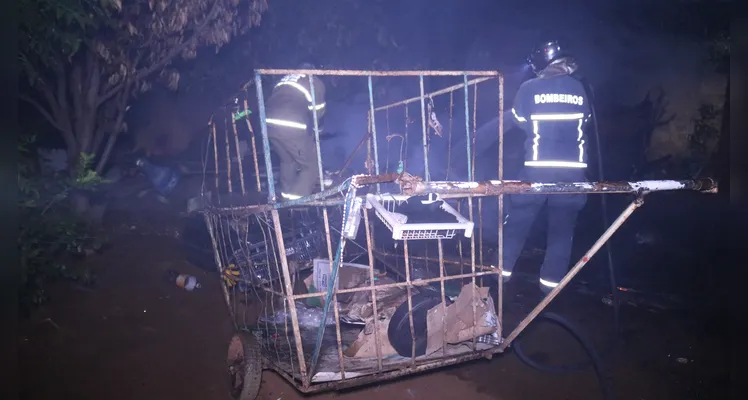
[{"x1": 227, "y1": 332, "x2": 262, "y2": 400}]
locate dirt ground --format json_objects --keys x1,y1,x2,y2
[{"x1": 18, "y1": 186, "x2": 729, "y2": 400}]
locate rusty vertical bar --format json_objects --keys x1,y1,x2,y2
[
  {"x1": 210, "y1": 119, "x2": 219, "y2": 199},
  {"x1": 463, "y1": 73, "x2": 472, "y2": 182},
  {"x1": 254, "y1": 72, "x2": 277, "y2": 203},
  {"x1": 497, "y1": 74, "x2": 505, "y2": 337},
  {"x1": 404, "y1": 105, "x2": 410, "y2": 172},
  {"x1": 312, "y1": 73, "x2": 345, "y2": 377},
  {"x1": 230, "y1": 111, "x2": 247, "y2": 195},
  {"x1": 457, "y1": 201, "x2": 464, "y2": 275},
  {"x1": 471, "y1": 81, "x2": 478, "y2": 179},
  {"x1": 203, "y1": 213, "x2": 232, "y2": 318},
  {"x1": 437, "y1": 238, "x2": 448, "y2": 357},
  {"x1": 367, "y1": 75, "x2": 381, "y2": 192},
  {"x1": 309, "y1": 75, "x2": 326, "y2": 198},
  {"x1": 464, "y1": 73, "x2": 477, "y2": 349},
  {"x1": 242, "y1": 97, "x2": 262, "y2": 192},
  {"x1": 363, "y1": 209, "x2": 383, "y2": 371},
  {"x1": 468, "y1": 196, "x2": 478, "y2": 351},
  {"x1": 325, "y1": 205, "x2": 345, "y2": 379},
  {"x1": 403, "y1": 240, "x2": 417, "y2": 365},
  {"x1": 499, "y1": 197, "x2": 644, "y2": 351},
  {"x1": 269, "y1": 209, "x2": 309, "y2": 385},
  {"x1": 224, "y1": 115, "x2": 233, "y2": 193},
  {"x1": 446, "y1": 92, "x2": 454, "y2": 180},
  {"x1": 313, "y1": 73, "x2": 344, "y2": 376},
  {"x1": 478, "y1": 198, "x2": 484, "y2": 284},
  {"x1": 473, "y1": 83, "x2": 482, "y2": 284},
  {"x1": 419, "y1": 75, "x2": 430, "y2": 182}
]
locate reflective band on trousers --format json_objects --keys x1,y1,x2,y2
[
  {"x1": 539, "y1": 278, "x2": 559, "y2": 288},
  {"x1": 491, "y1": 266, "x2": 512, "y2": 277},
  {"x1": 266, "y1": 118, "x2": 307, "y2": 130},
  {"x1": 525, "y1": 160, "x2": 588, "y2": 168},
  {"x1": 281, "y1": 192, "x2": 302, "y2": 200},
  {"x1": 308, "y1": 102, "x2": 326, "y2": 111}
]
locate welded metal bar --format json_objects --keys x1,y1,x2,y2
[
  {"x1": 468, "y1": 196, "x2": 477, "y2": 350},
  {"x1": 224, "y1": 116, "x2": 233, "y2": 193},
  {"x1": 208, "y1": 176, "x2": 716, "y2": 214},
  {"x1": 254, "y1": 73, "x2": 277, "y2": 203},
  {"x1": 497, "y1": 74, "x2": 505, "y2": 339},
  {"x1": 376, "y1": 253, "x2": 495, "y2": 271},
  {"x1": 290, "y1": 270, "x2": 500, "y2": 300},
  {"x1": 230, "y1": 110, "x2": 247, "y2": 195},
  {"x1": 419, "y1": 75, "x2": 430, "y2": 182},
  {"x1": 310, "y1": 75, "x2": 325, "y2": 190},
  {"x1": 338, "y1": 130, "x2": 370, "y2": 176},
  {"x1": 403, "y1": 240, "x2": 417, "y2": 365},
  {"x1": 367, "y1": 75, "x2": 381, "y2": 191},
  {"x1": 203, "y1": 214, "x2": 233, "y2": 320},
  {"x1": 292, "y1": 347, "x2": 506, "y2": 393},
  {"x1": 307, "y1": 186, "x2": 357, "y2": 376},
  {"x1": 499, "y1": 196, "x2": 646, "y2": 351},
  {"x1": 374, "y1": 77, "x2": 493, "y2": 112},
  {"x1": 210, "y1": 120, "x2": 219, "y2": 196},
  {"x1": 256, "y1": 69, "x2": 500, "y2": 77},
  {"x1": 242, "y1": 97, "x2": 262, "y2": 192},
  {"x1": 363, "y1": 209, "x2": 383, "y2": 371},
  {"x1": 464, "y1": 74, "x2": 472, "y2": 182},
  {"x1": 400, "y1": 178, "x2": 719, "y2": 197},
  {"x1": 268, "y1": 209, "x2": 309, "y2": 385},
  {"x1": 471, "y1": 81, "x2": 478, "y2": 179},
  {"x1": 437, "y1": 239, "x2": 447, "y2": 358},
  {"x1": 273, "y1": 345, "x2": 504, "y2": 393},
  {"x1": 309, "y1": 76, "x2": 345, "y2": 374},
  {"x1": 310, "y1": 70, "x2": 346, "y2": 380}
]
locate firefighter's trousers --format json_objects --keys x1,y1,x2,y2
[
  {"x1": 268, "y1": 124, "x2": 320, "y2": 198},
  {"x1": 499, "y1": 167, "x2": 588, "y2": 289}
]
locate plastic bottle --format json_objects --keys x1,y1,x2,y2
[
  {"x1": 135, "y1": 158, "x2": 181, "y2": 196},
  {"x1": 165, "y1": 269, "x2": 201, "y2": 291}
]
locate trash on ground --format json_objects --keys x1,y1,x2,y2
[
  {"x1": 344, "y1": 283, "x2": 499, "y2": 358},
  {"x1": 259, "y1": 301, "x2": 337, "y2": 328},
  {"x1": 164, "y1": 269, "x2": 201, "y2": 291},
  {"x1": 303, "y1": 259, "x2": 371, "y2": 308},
  {"x1": 424, "y1": 283, "x2": 498, "y2": 356},
  {"x1": 136, "y1": 157, "x2": 181, "y2": 197},
  {"x1": 186, "y1": 191, "x2": 212, "y2": 214}
]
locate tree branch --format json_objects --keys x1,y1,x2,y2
[
  {"x1": 19, "y1": 94, "x2": 75, "y2": 146},
  {"x1": 97, "y1": 3, "x2": 222, "y2": 106}
]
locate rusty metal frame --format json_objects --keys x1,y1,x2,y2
[{"x1": 202, "y1": 68, "x2": 719, "y2": 395}]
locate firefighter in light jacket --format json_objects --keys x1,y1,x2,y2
[{"x1": 265, "y1": 63, "x2": 327, "y2": 200}]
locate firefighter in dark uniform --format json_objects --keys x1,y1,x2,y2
[
  {"x1": 498, "y1": 40, "x2": 592, "y2": 294},
  {"x1": 265, "y1": 63, "x2": 327, "y2": 200}
]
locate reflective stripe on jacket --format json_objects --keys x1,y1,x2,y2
[
  {"x1": 266, "y1": 74, "x2": 326, "y2": 130},
  {"x1": 511, "y1": 70, "x2": 591, "y2": 169}
]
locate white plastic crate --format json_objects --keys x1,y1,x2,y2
[{"x1": 365, "y1": 193, "x2": 474, "y2": 240}]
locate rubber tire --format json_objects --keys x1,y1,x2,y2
[
  {"x1": 387, "y1": 293, "x2": 443, "y2": 358},
  {"x1": 227, "y1": 332, "x2": 263, "y2": 400}
]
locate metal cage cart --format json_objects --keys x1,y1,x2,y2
[{"x1": 200, "y1": 68, "x2": 718, "y2": 399}]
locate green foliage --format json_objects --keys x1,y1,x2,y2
[
  {"x1": 19, "y1": 0, "x2": 108, "y2": 84},
  {"x1": 18, "y1": 135, "x2": 103, "y2": 316}
]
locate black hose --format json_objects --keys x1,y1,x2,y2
[
  {"x1": 510, "y1": 76, "x2": 619, "y2": 400},
  {"x1": 513, "y1": 312, "x2": 614, "y2": 400}
]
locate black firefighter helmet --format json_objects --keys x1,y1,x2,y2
[{"x1": 527, "y1": 40, "x2": 570, "y2": 75}]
